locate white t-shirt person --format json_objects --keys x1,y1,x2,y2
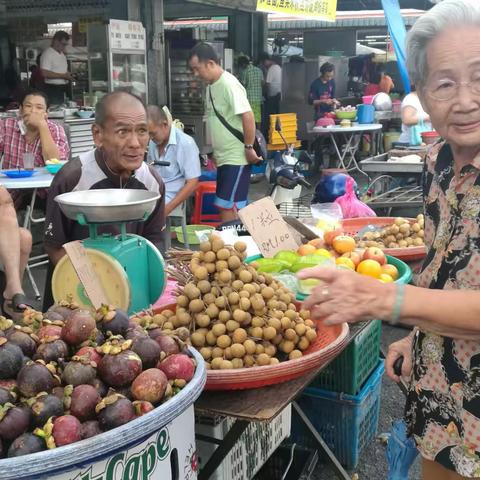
[
  {"x1": 398, "y1": 92, "x2": 432, "y2": 144},
  {"x1": 40, "y1": 47, "x2": 68, "y2": 86},
  {"x1": 266, "y1": 64, "x2": 282, "y2": 97}
]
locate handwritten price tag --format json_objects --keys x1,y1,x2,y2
[{"x1": 238, "y1": 197, "x2": 299, "y2": 257}]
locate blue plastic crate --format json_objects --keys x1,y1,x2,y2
[
  {"x1": 291, "y1": 360, "x2": 384, "y2": 469},
  {"x1": 200, "y1": 170, "x2": 217, "y2": 182}
]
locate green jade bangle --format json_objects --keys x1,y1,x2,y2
[{"x1": 390, "y1": 283, "x2": 406, "y2": 325}]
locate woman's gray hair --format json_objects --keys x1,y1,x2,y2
[{"x1": 406, "y1": 0, "x2": 480, "y2": 87}]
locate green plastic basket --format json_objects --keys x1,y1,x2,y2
[
  {"x1": 174, "y1": 225, "x2": 214, "y2": 245},
  {"x1": 310, "y1": 319, "x2": 382, "y2": 395}
]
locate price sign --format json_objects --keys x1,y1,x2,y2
[{"x1": 238, "y1": 197, "x2": 299, "y2": 258}]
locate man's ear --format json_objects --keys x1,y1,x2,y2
[{"x1": 92, "y1": 123, "x2": 103, "y2": 148}]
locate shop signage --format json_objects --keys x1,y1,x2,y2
[
  {"x1": 239, "y1": 197, "x2": 299, "y2": 257},
  {"x1": 109, "y1": 19, "x2": 146, "y2": 52},
  {"x1": 50, "y1": 407, "x2": 198, "y2": 480},
  {"x1": 256, "y1": 0, "x2": 337, "y2": 21}
]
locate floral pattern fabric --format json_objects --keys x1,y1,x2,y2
[{"x1": 406, "y1": 141, "x2": 480, "y2": 477}]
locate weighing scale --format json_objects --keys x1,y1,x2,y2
[{"x1": 52, "y1": 189, "x2": 166, "y2": 314}]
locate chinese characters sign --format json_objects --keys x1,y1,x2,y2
[
  {"x1": 256, "y1": 0, "x2": 337, "y2": 21},
  {"x1": 109, "y1": 19, "x2": 146, "y2": 51},
  {"x1": 239, "y1": 197, "x2": 299, "y2": 257}
]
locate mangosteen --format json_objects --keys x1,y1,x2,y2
[
  {"x1": 111, "y1": 385, "x2": 133, "y2": 400},
  {"x1": 153, "y1": 333, "x2": 180, "y2": 357},
  {"x1": 52, "y1": 386, "x2": 66, "y2": 402},
  {"x1": 37, "y1": 323, "x2": 63, "y2": 342},
  {"x1": 0, "y1": 405, "x2": 31, "y2": 440},
  {"x1": 132, "y1": 400, "x2": 154, "y2": 417},
  {"x1": 0, "y1": 338, "x2": 24, "y2": 379},
  {"x1": 125, "y1": 326, "x2": 148, "y2": 342},
  {"x1": 30, "y1": 393, "x2": 64, "y2": 428},
  {"x1": 95, "y1": 305, "x2": 129, "y2": 336},
  {"x1": 80, "y1": 420, "x2": 102, "y2": 440},
  {"x1": 131, "y1": 336, "x2": 161, "y2": 369},
  {"x1": 43, "y1": 310, "x2": 65, "y2": 322},
  {"x1": 0, "y1": 317, "x2": 14, "y2": 336},
  {"x1": 61, "y1": 310, "x2": 96, "y2": 346},
  {"x1": 89, "y1": 378, "x2": 108, "y2": 398},
  {"x1": 61, "y1": 356, "x2": 97, "y2": 387},
  {"x1": 147, "y1": 326, "x2": 164, "y2": 342},
  {"x1": 131, "y1": 369, "x2": 168, "y2": 405},
  {"x1": 96, "y1": 394, "x2": 135, "y2": 431},
  {"x1": 0, "y1": 380, "x2": 17, "y2": 390},
  {"x1": 8, "y1": 433, "x2": 46, "y2": 457},
  {"x1": 7, "y1": 326, "x2": 38, "y2": 358},
  {"x1": 17, "y1": 360, "x2": 58, "y2": 398},
  {"x1": 34, "y1": 415, "x2": 81, "y2": 448},
  {"x1": 0, "y1": 387, "x2": 15, "y2": 406},
  {"x1": 70, "y1": 385, "x2": 100, "y2": 422},
  {"x1": 34, "y1": 337, "x2": 69, "y2": 363},
  {"x1": 47, "y1": 301, "x2": 80, "y2": 322},
  {"x1": 75, "y1": 346, "x2": 103, "y2": 365},
  {"x1": 97, "y1": 338, "x2": 142, "y2": 387}
]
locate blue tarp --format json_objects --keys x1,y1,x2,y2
[{"x1": 382, "y1": 0, "x2": 412, "y2": 93}]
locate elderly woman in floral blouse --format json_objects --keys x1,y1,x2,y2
[{"x1": 299, "y1": 1, "x2": 480, "y2": 478}]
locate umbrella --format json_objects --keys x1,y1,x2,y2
[{"x1": 386, "y1": 419, "x2": 419, "y2": 479}]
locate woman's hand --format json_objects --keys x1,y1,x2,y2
[
  {"x1": 298, "y1": 266, "x2": 396, "y2": 326},
  {"x1": 385, "y1": 334, "x2": 414, "y2": 383}
]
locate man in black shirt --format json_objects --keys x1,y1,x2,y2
[{"x1": 44, "y1": 91, "x2": 166, "y2": 266}]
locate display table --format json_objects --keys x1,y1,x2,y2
[
  {"x1": 195, "y1": 322, "x2": 369, "y2": 480},
  {"x1": 0, "y1": 168, "x2": 54, "y2": 298},
  {"x1": 308, "y1": 124, "x2": 383, "y2": 176}
]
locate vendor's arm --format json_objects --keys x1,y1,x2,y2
[
  {"x1": 24, "y1": 112, "x2": 67, "y2": 161},
  {"x1": 299, "y1": 267, "x2": 480, "y2": 339},
  {"x1": 402, "y1": 106, "x2": 431, "y2": 126},
  {"x1": 241, "y1": 111, "x2": 261, "y2": 163},
  {"x1": 40, "y1": 69, "x2": 71, "y2": 81},
  {"x1": 166, "y1": 178, "x2": 198, "y2": 216}
]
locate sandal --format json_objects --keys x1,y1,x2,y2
[{"x1": 2, "y1": 293, "x2": 34, "y2": 322}]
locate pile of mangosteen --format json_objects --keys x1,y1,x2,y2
[{"x1": 0, "y1": 301, "x2": 196, "y2": 458}]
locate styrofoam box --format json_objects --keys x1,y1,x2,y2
[{"x1": 196, "y1": 405, "x2": 292, "y2": 480}]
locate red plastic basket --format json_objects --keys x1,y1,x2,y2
[
  {"x1": 153, "y1": 304, "x2": 349, "y2": 391},
  {"x1": 341, "y1": 217, "x2": 427, "y2": 262}
]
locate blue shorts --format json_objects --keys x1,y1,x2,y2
[{"x1": 214, "y1": 164, "x2": 251, "y2": 210}]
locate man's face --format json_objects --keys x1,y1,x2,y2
[
  {"x1": 93, "y1": 99, "x2": 149, "y2": 174},
  {"x1": 20, "y1": 94, "x2": 47, "y2": 121},
  {"x1": 322, "y1": 71, "x2": 335, "y2": 82},
  {"x1": 148, "y1": 119, "x2": 170, "y2": 146},
  {"x1": 189, "y1": 55, "x2": 214, "y2": 83},
  {"x1": 53, "y1": 38, "x2": 69, "y2": 53}
]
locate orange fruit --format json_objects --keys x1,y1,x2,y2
[
  {"x1": 297, "y1": 244, "x2": 317, "y2": 256},
  {"x1": 324, "y1": 229, "x2": 344, "y2": 246},
  {"x1": 308, "y1": 238, "x2": 325, "y2": 248},
  {"x1": 341, "y1": 251, "x2": 362, "y2": 267},
  {"x1": 379, "y1": 273, "x2": 394, "y2": 283},
  {"x1": 332, "y1": 235, "x2": 356, "y2": 254},
  {"x1": 381, "y1": 264, "x2": 399, "y2": 281},
  {"x1": 335, "y1": 257, "x2": 355, "y2": 270},
  {"x1": 315, "y1": 248, "x2": 332, "y2": 258},
  {"x1": 356, "y1": 259, "x2": 382, "y2": 279}
]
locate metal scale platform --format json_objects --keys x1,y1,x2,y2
[{"x1": 52, "y1": 189, "x2": 166, "y2": 314}]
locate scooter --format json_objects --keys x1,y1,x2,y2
[{"x1": 266, "y1": 117, "x2": 313, "y2": 206}]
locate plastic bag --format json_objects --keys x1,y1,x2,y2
[
  {"x1": 334, "y1": 176, "x2": 377, "y2": 219},
  {"x1": 410, "y1": 119, "x2": 430, "y2": 146},
  {"x1": 309, "y1": 202, "x2": 343, "y2": 235}
]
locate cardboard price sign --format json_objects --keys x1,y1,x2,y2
[
  {"x1": 239, "y1": 197, "x2": 299, "y2": 257},
  {"x1": 63, "y1": 241, "x2": 109, "y2": 309}
]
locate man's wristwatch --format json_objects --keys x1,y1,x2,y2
[{"x1": 244, "y1": 144, "x2": 254, "y2": 150}]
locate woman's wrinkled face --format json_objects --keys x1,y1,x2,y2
[{"x1": 420, "y1": 26, "x2": 480, "y2": 149}]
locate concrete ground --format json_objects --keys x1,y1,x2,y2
[{"x1": 19, "y1": 166, "x2": 422, "y2": 480}]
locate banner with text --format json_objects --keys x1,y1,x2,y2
[{"x1": 256, "y1": 0, "x2": 337, "y2": 22}]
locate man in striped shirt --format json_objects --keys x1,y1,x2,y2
[
  {"x1": 238, "y1": 55, "x2": 264, "y2": 128},
  {"x1": 0, "y1": 89, "x2": 69, "y2": 209}
]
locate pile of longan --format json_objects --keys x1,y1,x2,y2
[{"x1": 165, "y1": 236, "x2": 317, "y2": 370}]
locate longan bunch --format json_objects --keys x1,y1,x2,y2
[
  {"x1": 357, "y1": 214, "x2": 425, "y2": 249},
  {"x1": 169, "y1": 235, "x2": 317, "y2": 370}
]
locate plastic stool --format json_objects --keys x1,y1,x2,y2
[{"x1": 191, "y1": 181, "x2": 221, "y2": 226}]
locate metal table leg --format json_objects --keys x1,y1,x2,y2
[
  {"x1": 292, "y1": 401, "x2": 351, "y2": 480},
  {"x1": 198, "y1": 419, "x2": 249, "y2": 480}
]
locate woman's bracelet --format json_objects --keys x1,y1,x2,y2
[{"x1": 390, "y1": 283, "x2": 406, "y2": 325}]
